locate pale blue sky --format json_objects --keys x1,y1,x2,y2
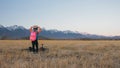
[{"x1": 0, "y1": 0, "x2": 120, "y2": 36}]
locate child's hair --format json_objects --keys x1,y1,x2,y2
[{"x1": 33, "y1": 27, "x2": 38, "y2": 31}]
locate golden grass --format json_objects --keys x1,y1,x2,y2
[{"x1": 0, "y1": 40, "x2": 120, "y2": 68}]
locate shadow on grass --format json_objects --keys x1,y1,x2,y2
[{"x1": 21, "y1": 44, "x2": 49, "y2": 53}]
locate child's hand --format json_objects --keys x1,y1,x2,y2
[
  {"x1": 30, "y1": 26, "x2": 33, "y2": 28},
  {"x1": 33, "y1": 25, "x2": 38, "y2": 28}
]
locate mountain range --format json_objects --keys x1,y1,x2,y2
[{"x1": 0, "y1": 24, "x2": 120, "y2": 40}]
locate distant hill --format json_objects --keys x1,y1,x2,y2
[{"x1": 0, "y1": 24, "x2": 120, "y2": 40}]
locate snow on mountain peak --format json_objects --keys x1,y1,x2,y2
[{"x1": 6, "y1": 25, "x2": 26, "y2": 30}]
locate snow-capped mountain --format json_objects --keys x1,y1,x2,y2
[
  {"x1": 63, "y1": 30, "x2": 75, "y2": 34},
  {"x1": 0, "y1": 24, "x2": 120, "y2": 40},
  {"x1": 0, "y1": 25, "x2": 29, "y2": 39},
  {"x1": 6, "y1": 25, "x2": 26, "y2": 31}
]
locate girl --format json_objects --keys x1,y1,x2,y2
[{"x1": 29, "y1": 25, "x2": 41, "y2": 53}]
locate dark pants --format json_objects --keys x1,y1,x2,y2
[{"x1": 32, "y1": 40, "x2": 38, "y2": 52}]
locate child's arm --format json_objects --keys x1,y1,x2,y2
[
  {"x1": 37, "y1": 26, "x2": 42, "y2": 33},
  {"x1": 29, "y1": 26, "x2": 33, "y2": 32}
]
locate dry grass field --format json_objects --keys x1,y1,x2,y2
[{"x1": 0, "y1": 40, "x2": 120, "y2": 68}]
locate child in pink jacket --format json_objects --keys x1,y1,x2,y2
[{"x1": 29, "y1": 25, "x2": 41, "y2": 53}]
